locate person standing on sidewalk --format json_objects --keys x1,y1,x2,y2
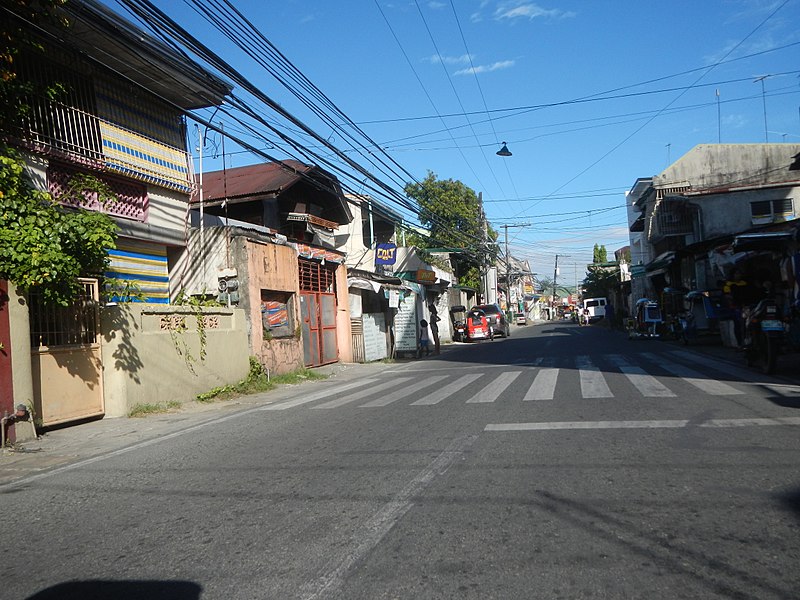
[{"x1": 428, "y1": 303, "x2": 441, "y2": 355}]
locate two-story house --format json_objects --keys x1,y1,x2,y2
[
  {"x1": 629, "y1": 144, "x2": 800, "y2": 305},
  {"x1": 2, "y1": 0, "x2": 250, "y2": 432},
  {"x1": 188, "y1": 161, "x2": 354, "y2": 373}
]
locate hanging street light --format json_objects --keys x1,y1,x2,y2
[{"x1": 496, "y1": 142, "x2": 512, "y2": 157}]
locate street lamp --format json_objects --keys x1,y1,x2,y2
[{"x1": 496, "y1": 142, "x2": 512, "y2": 157}]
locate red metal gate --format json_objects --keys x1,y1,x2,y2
[{"x1": 299, "y1": 259, "x2": 338, "y2": 367}]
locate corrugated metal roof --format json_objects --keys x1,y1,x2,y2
[
  {"x1": 197, "y1": 160, "x2": 353, "y2": 224},
  {"x1": 199, "y1": 160, "x2": 312, "y2": 201}
]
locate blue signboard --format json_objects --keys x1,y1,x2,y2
[{"x1": 375, "y1": 243, "x2": 398, "y2": 265}]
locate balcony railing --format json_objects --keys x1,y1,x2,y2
[{"x1": 18, "y1": 101, "x2": 192, "y2": 194}]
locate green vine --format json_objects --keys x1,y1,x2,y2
[{"x1": 169, "y1": 290, "x2": 223, "y2": 372}]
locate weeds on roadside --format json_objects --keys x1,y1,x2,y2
[
  {"x1": 128, "y1": 400, "x2": 181, "y2": 418},
  {"x1": 195, "y1": 357, "x2": 326, "y2": 403}
]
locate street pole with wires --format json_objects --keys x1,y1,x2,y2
[{"x1": 502, "y1": 223, "x2": 530, "y2": 313}]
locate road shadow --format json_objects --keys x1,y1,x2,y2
[{"x1": 26, "y1": 580, "x2": 202, "y2": 600}]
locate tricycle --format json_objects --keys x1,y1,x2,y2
[
  {"x1": 627, "y1": 298, "x2": 662, "y2": 339},
  {"x1": 449, "y1": 305, "x2": 467, "y2": 342},
  {"x1": 466, "y1": 307, "x2": 491, "y2": 341}
]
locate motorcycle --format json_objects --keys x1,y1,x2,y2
[{"x1": 744, "y1": 298, "x2": 784, "y2": 374}]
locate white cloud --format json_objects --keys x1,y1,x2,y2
[
  {"x1": 454, "y1": 60, "x2": 515, "y2": 76},
  {"x1": 494, "y1": 2, "x2": 575, "y2": 21},
  {"x1": 427, "y1": 1, "x2": 446, "y2": 8},
  {"x1": 424, "y1": 53, "x2": 475, "y2": 65}
]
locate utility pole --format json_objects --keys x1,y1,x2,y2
[
  {"x1": 502, "y1": 223, "x2": 530, "y2": 312},
  {"x1": 552, "y1": 254, "x2": 570, "y2": 314}
]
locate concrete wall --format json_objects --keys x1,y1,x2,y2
[
  {"x1": 101, "y1": 304, "x2": 250, "y2": 417},
  {"x1": 694, "y1": 186, "x2": 800, "y2": 239},
  {"x1": 654, "y1": 144, "x2": 800, "y2": 190},
  {"x1": 334, "y1": 262, "x2": 353, "y2": 363},
  {"x1": 7, "y1": 283, "x2": 36, "y2": 441}
]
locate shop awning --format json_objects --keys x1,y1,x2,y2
[
  {"x1": 645, "y1": 251, "x2": 677, "y2": 275},
  {"x1": 733, "y1": 230, "x2": 795, "y2": 252}
]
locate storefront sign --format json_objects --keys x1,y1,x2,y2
[
  {"x1": 375, "y1": 243, "x2": 397, "y2": 265},
  {"x1": 416, "y1": 269, "x2": 436, "y2": 284}
]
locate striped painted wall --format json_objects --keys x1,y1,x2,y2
[
  {"x1": 99, "y1": 122, "x2": 191, "y2": 193},
  {"x1": 105, "y1": 239, "x2": 170, "y2": 304}
]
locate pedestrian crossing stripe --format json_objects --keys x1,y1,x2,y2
[{"x1": 262, "y1": 353, "x2": 799, "y2": 411}]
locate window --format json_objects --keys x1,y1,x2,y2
[
  {"x1": 751, "y1": 198, "x2": 793, "y2": 224},
  {"x1": 261, "y1": 291, "x2": 295, "y2": 339}
]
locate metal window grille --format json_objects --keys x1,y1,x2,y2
[
  {"x1": 298, "y1": 259, "x2": 336, "y2": 293},
  {"x1": 29, "y1": 279, "x2": 100, "y2": 348}
]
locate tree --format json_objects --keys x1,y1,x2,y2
[
  {"x1": 1, "y1": 0, "x2": 117, "y2": 306},
  {"x1": 404, "y1": 172, "x2": 499, "y2": 289},
  {"x1": 581, "y1": 264, "x2": 618, "y2": 299},
  {"x1": 593, "y1": 243, "x2": 608, "y2": 264}
]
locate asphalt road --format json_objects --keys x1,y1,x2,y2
[{"x1": 3, "y1": 321, "x2": 800, "y2": 599}]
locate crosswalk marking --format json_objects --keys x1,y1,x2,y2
[
  {"x1": 312, "y1": 377, "x2": 413, "y2": 409},
  {"x1": 412, "y1": 373, "x2": 483, "y2": 405},
  {"x1": 262, "y1": 378, "x2": 380, "y2": 410},
  {"x1": 576, "y1": 355, "x2": 613, "y2": 398},
  {"x1": 524, "y1": 368, "x2": 559, "y2": 401},
  {"x1": 467, "y1": 371, "x2": 522, "y2": 403},
  {"x1": 263, "y1": 352, "x2": 765, "y2": 411},
  {"x1": 360, "y1": 375, "x2": 449, "y2": 407},
  {"x1": 641, "y1": 353, "x2": 744, "y2": 395},
  {"x1": 608, "y1": 355, "x2": 675, "y2": 397}
]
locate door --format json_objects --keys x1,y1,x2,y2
[
  {"x1": 29, "y1": 278, "x2": 104, "y2": 426},
  {"x1": 298, "y1": 258, "x2": 339, "y2": 368}
]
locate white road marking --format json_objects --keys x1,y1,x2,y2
[
  {"x1": 311, "y1": 377, "x2": 413, "y2": 409},
  {"x1": 412, "y1": 373, "x2": 483, "y2": 405},
  {"x1": 467, "y1": 371, "x2": 522, "y2": 403},
  {"x1": 485, "y1": 417, "x2": 800, "y2": 432},
  {"x1": 608, "y1": 354, "x2": 675, "y2": 397},
  {"x1": 576, "y1": 355, "x2": 613, "y2": 398},
  {"x1": 642, "y1": 352, "x2": 744, "y2": 395},
  {"x1": 523, "y1": 368, "x2": 559, "y2": 401},
  {"x1": 261, "y1": 379, "x2": 380, "y2": 410},
  {"x1": 360, "y1": 375, "x2": 449, "y2": 407},
  {"x1": 299, "y1": 434, "x2": 479, "y2": 600}
]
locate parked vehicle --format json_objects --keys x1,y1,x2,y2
[
  {"x1": 472, "y1": 303, "x2": 510, "y2": 337},
  {"x1": 744, "y1": 298, "x2": 784, "y2": 374},
  {"x1": 515, "y1": 312, "x2": 527, "y2": 325},
  {"x1": 583, "y1": 298, "x2": 607, "y2": 323},
  {"x1": 449, "y1": 305, "x2": 467, "y2": 342},
  {"x1": 466, "y1": 307, "x2": 491, "y2": 341},
  {"x1": 627, "y1": 298, "x2": 662, "y2": 339}
]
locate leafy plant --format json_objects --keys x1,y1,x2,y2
[
  {"x1": 196, "y1": 357, "x2": 326, "y2": 402},
  {"x1": 0, "y1": 150, "x2": 117, "y2": 305}
]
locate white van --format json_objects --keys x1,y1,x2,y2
[{"x1": 583, "y1": 298, "x2": 607, "y2": 322}]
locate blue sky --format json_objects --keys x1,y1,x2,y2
[{"x1": 106, "y1": 0, "x2": 800, "y2": 287}]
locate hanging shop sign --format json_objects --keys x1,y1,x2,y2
[
  {"x1": 375, "y1": 243, "x2": 398, "y2": 266},
  {"x1": 415, "y1": 269, "x2": 437, "y2": 284}
]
